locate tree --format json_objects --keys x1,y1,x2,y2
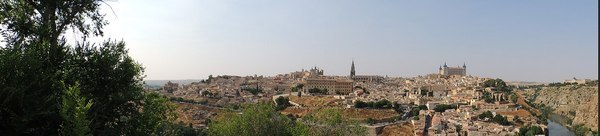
[
  {"x1": 308, "y1": 88, "x2": 327, "y2": 94},
  {"x1": 59, "y1": 83, "x2": 93, "y2": 136},
  {"x1": 455, "y1": 124, "x2": 462, "y2": 136},
  {"x1": 493, "y1": 115, "x2": 510, "y2": 125},
  {"x1": 354, "y1": 100, "x2": 368, "y2": 108},
  {"x1": 433, "y1": 104, "x2": 457, "y2": 112},
  {"x1": 207, "y1": 103, "x2": 293, "y2": 136},
  {"x1": 66, "y1": 41, "x2": 152, "y2": 135},
  {"x1": 573, "y1": 124, "x2": 590, "y2": 136},
  {"x1": 275, "y1": 96, "x2": 291, "y2": 111},
  {"x1": 128, "y1": 93, "x2": 179, "y2": 135},
  {"x1": 207, "y1": 75, "x2": 213, "y2": 84},
  {"x1": 483, "y1": 79, "x2": 510, "y2": 92},
  {"x1": 478, "y1": 111, "x2": 494, "y2": 120},
  {"x1": 304, "y1": 108, "x2": 367, "y2": 136},
  {"x1": 0, "y1": 0, "x2": 108, "y2": 135},
  {"x1": 0, "y1": 1, "x2": 185, "y2": 135},
  {"x1": 517, "y1": 125, "x2": 543, "y2": 136},
  {"x1": 392, "y1": 102, "x2": 404, "y2": 114},
  {"x1": 366, "y1": 118, "x2": 376, "y2": 125},
  {"x1": 374, "y1": 99, "x2": 392, "y2": 109},
  {"x1": 510, "y1": 94, "x2": 518, "y2": 103}
]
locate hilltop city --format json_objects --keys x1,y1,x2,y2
[{"x1": 147, "y1": 61, "x2": 597, "y2": 136}]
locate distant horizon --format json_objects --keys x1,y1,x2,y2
[
  {"x1": 141, "y1": 64, "x2": 596, "y2": 83},
  {"x1": 83, "y1": 0, "x2": 596, "y2": 83}
]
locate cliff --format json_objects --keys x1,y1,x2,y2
[{"x1": 531, "y1": 86, "x2": 598, "y2": 131}]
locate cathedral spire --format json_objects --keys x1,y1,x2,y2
[
  {"x1": 443, "y1": 62, "x2": 447, "y2": 67},
  {"x1": 350, "y1": 60, "x2": 356, "y2": 77},
  {"x1": 463, "y1": 62, "x2": 466, "y2": 68}
]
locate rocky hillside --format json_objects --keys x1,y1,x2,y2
[{"x1": 529, "y1": 86, "x2": 598, "y2": 131}]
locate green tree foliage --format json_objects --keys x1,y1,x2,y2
[
  {"x1": 128, "y1": 93, "x2": 179, "y2": 135},
  {"x1": 60, "y1": 83, "x2": 93, "y2": 136},
  {"x1": 433, "y1": 104, "x2": 458, "y2": 112},
  {"x1": 483, "y1": 78, "x2": 510, "y2": 92},
  {"x1": 275, "y1": 96, "x2": 291, "y2": 111},
  {"x1": 455, "y1": 124, "x2": 462, "y2": 136},
  {"x1": 510, "y1": 94, "x2": 518, "y2": 103},
  {"x1": 354, "y1": 99, "x2": 393, "y2": 109},
  {"x1": 481, "y1": 91, "x2": 495, "y2": 103},
  {"x1": 0, "y1": 40, "x2": 66, "y2": 135},
  {"x1": 573, "y1": 124, "x2": 591, "y2": 136},
  {"x1": 208, "y1": 103, "x2": 366, "y2": 136},
  {"x1": 303, "y1": 108, "x2": 366, "y2": 136},
  {"x1": 0, "y1": 0, "x2": 107, "y2": 135},
  {"x1": 168, "y1": 122, "x2": 206, "y2": 136},
  {"x1": 478, "y1": 111, "x2": 494, "y2": 120},
  {"x1": 308, "y1": 88, "x2": 328, "y2": 94},
  {"x1": 477, "y1": 111, "x2": 509, "y2": 125},
  {"x1": 374, "y1": 99, "x2": 392, "y2": 109},
  {"x1": 420, "y1": 89, "x2": 429, "y2": 96},
  {"x1": 409, "y1": 105, "x2": 428, "y2": 117},
  {"x1": 392, "y1": 102, "x2": 404, "y2": 114},
  {"x1": 517, "y1": 125, "x2": 544, "y2": 136},
  {"x1": 243, "y1": 88, "x2": 263, "y2": 95},
  {"x1": 0, "y1": 0, "x2": 187, "y2": 135},
  {"x1": 206, "y1": 75, "x2": 213, "y2": 84},
  {"x1": 207, "y1": 103, "x2": 293, "y2": 136},
  {"x1": 493, "y1": 115, "x2": 510, "y2": 126},
  {"x1": 354, "y1": 100, "x2": 368, "y2": 108},
  {"x1": 66, "y1": 41, "x2": 152, "y2": 135}
]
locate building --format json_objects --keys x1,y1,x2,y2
[
  {"x1": 308, "y1": 66, "x2": 324, "y2": 76},
  {"x1": 163, "y1": 81, "x2": 179, "y2": 93},
  {"x1": 289, "y1": 67, "x2": 324, "y2": 79},
  {"x1": 349, "y1": 61, "x2": 384, "y2": 83},
  {"x1": 439, "y1": 62, "x2": 467, "y2": 76},
  {"x1": 304, "y1": 78, "x2": 354, "y2": 95},
  {"x1": 563, "y1": 77, "x2": 591, "y2": 84}
]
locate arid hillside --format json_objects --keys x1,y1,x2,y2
[{"x1": 525, "y1": 86, "x2": 598, "y2": 131}]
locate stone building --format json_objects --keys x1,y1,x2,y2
[
  {"x1": 349, "y1": 61, "x2": 384, "y2": 83},
  {"x1": 304, "y1": 78, "x2": 353, "y2": 95},
  {"x1": 439, "y1": 62, "x2": 467, "y2": 76},
  {"x1": 563, "y1": 77, "x2": 591, "y2": 84}
]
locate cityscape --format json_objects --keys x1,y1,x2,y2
[
  {"x1": 150, "y1": 61, "x2": 598, "y2": 136},
  {"x1": 0, "y1": 0, "x2": 597, "y2": 136}
]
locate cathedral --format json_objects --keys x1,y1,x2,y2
[
  {"x1": 438, "y1": 62, "x2": 467, "y2": 76},
  {"x1": 350, "y1": 61, "x2": 383, "y2": 83}
]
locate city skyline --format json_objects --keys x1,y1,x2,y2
[{"x1": 84, "y1": 0, "x2": 596, "y2": 82}]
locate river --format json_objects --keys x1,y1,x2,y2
[{"x1": 547, "y1": 113, "x2": 575, "y2": 136}]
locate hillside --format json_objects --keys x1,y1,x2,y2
[{"x1": 525, "y1": 86, "x2": 598, "y2": 131}]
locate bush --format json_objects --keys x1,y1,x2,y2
[
  {"x1": 354, "y1": 100, "x2": 368, "y2": 108},
  {"x1": 478, "y1": 111, "x2": 493, "y2": 120},
  {"x1": 493, "y1": 115, "x2": 510, "y2": 125},
  {"x1": 354, "y1": 99, "x2": 392, "y2": 109},
  {"x1": 517, "y1": 125, "x2": 543, "y2": 136},
  {"x1": 433, "y1": 104, "x2": 457, "y2": 112},
  {"x1": 243, "y1": 88, "x2": 263, "y2": 95},
  {"x1": 275, "y1": 96, "x2": 290, "y2": 111},
  {"x1": 308, "y1": 88, "x2": 328, "y2": 94}
]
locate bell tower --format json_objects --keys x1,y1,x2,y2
[{"x1": 350, "y1": 60, "x2": 356, "y2": 77}]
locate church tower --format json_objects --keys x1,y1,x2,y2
[{"x1": 350, "y1": 60, "x2": 356, "y2": 77}]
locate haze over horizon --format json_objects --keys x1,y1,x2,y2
[{"x1": 85, "y1": 0, "x2": 596, "y2": 82}]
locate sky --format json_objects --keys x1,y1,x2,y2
[{"x1": 85, "y1": 0, "x2": 597, "y2": 82}]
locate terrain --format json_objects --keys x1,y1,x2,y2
[{"x1": 523, "y1": 86, "x2": 598, "y2": 131}]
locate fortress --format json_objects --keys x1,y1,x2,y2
[{"x1": 438, "y1": 62, "x2": 467, "y2": 76}]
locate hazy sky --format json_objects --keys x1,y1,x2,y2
[{"x1": 89, "y1": 0, "x2": 597, "y2": 82}]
